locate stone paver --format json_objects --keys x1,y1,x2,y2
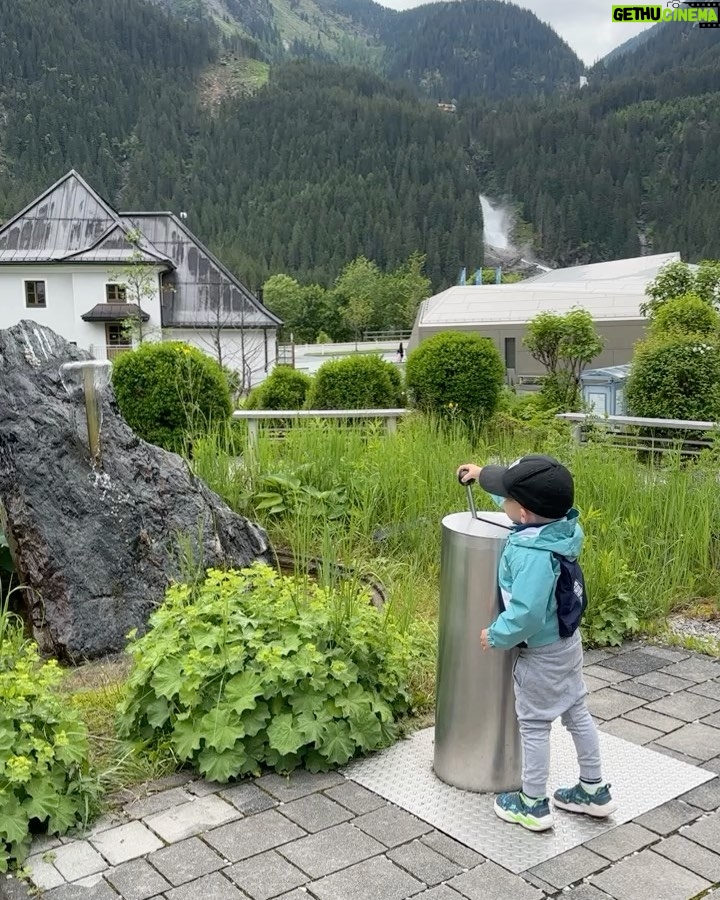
[
  {"x1": 624, "y1": 707, "x2": 685, "y2": 733},
  {"x1": 225, "y1": 849, "x2": 308, "y2": 899},
  {"x1": 636, "y1": 672, "x2": 695, "y2": 693},
  {"x1": 634, "y1": 799, "x2": 702, "y2": 835},
  {"x1": 612, "y1": 679, "x2": 667, "y2": 702},
  {"x1": 591, "y1": 848, "x2": 711, "y2": 900},
  {"x1": 641, "y1": 647, "x2": 691, "y2": 663},
  {"x1": 125, "y1": 787, "x2": 194, "y2": 819},
  {"x1": 586, "y1": 688, "x2": 645, "y2": 720},
  {"x1": 645, "y1": 691, "x2": 720, "y2": 723},
  {"x1": 584, "y1": 665, "x2": 631, "y2": 684},
  {"x1": 597, "y1": 652, "x2": 669, "y2": 676},
  {"x1": 654, "y1": 833, "x2": 720, "y2": 882},
  {"x1": 447, "y1": 861, "x2": 544, "y2": 900},
  {"x1": 90, "y1": 821, "x2": 164, "y2": 866},
  {"x1": 50, "y1": 841, "x2": 107, "y2": 881},
  {"x1": 413, "y1": 888, "x2": 465, "y2": 900},
  {"x1": 203, "y1": 809, "x2": 305, "y2": 862},
  {"x1": 325, "y1": 780, "x2": 387, "y2": 814},
  {"x1": 309, "y1": 854, "x2": 424, "y2": 900},
  {"x1": 655, "y1": 723, "x2": 720, "y2": 761},
  {"x1": 387, "y1": 839, "x2": 464, "y2": 885},
  {"x1": 164, "y1": 871, "x2": 245, "y2": 900},
  {"x1": 278, "y1": 822, "x2": 384, "y2": 878},
  {"x1": 353, "y1": 805, "x2": 433, "y2": 847},
  {"x1": 279, "y1": 792, "x2": 354, "y2": 832},
  {"x1": 147, "y1": 836, "x2": 226, "y2": 886},
  {"x1": 561, "y1": 887, "x2": 614, "y2": 900},
  {"x1": 681, "y1": 777, "x2": 720, "y2": 810},
  {"x1": 104, "y1": 858, "x2": 172, "y2": 900},
  {"x1": 659, "y1": 658, "x2": 720, "y2": 683},
  {"x1": 23, "y1": 855, "x2": 65, "y2": 891},
  {"x1": 600, "y1": 717, "x2": 662, "y2": 745},
  {"x1": 529, "y1": 845, "x2": 607, "y2": 888},
  {"x1": 42, "y1": 882, "x2": 118, "y2": 899},
  {"x1": 219, "y1": 782, "x2": 277, "y2": 814},
  {"x1": 681, "y1": 809, "x2": 720, "y2": 853},
  {"x1": 420, "y1": 831, "x2": 484, "y2": 868},
  {"x1": 144, "y1": 794, "x2": 240, "y2": 843},
  {"x1": 688, "y1": 680, "x2": 720, "y2": 700},
  {"x1": 584, "y1": 822, "x2": 658, "y2": 861}
]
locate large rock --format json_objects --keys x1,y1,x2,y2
[{"x1": 0, "y1": 321, "x2": 272, "y2": 661}]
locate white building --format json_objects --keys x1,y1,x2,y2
[
  {"x1": 0, "y1": 171, "x2": 281, "y2": 388},
  {"x1": 409, "y1": 253, "x2": 682, "y2": 381}
]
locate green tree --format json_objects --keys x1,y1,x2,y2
[
  {"x1": 109, "y1": 231, "x2": 161, "y2": 344},
  {"x1": 649, "y1": 293, "x2": 719, "y2": 338},
  {"x1": 333, "y1": 257, "x2": 382, "y2": 341},
  {"x1": 524, "y1": 309, "x2": 604, "y2": 409}
]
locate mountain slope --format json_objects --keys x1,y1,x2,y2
[{"x1": 465, "y1": 22, "x2": 720, "y2": 265}]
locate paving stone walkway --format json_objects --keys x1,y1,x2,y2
[{"x1": 5, "y1": 643, "x2": 720, "y2": 900}]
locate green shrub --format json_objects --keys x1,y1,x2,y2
[
  {"x1": 650, "y1": 293, "x2": 719, "y2": 338},
  {"x1": 249, "y1": 366, "x2": 312, "y2": 410},
  {"x1": 405, "y1": 331, "x2": 504, "y2": 421},
  {"x1": 626, "y1": 334, "x2": 720, "y2": 421},
  {"x1": 117, "y1": 564, "x2": 419, "y2": 780},
  {"x1": 0, "y1": 613, "x2": 98, "y2": 871},
  {"x1": 112, "y1": 342, "x2": 232, "y2": 451},
  {"x1": 306, "y1": 355, "x2": 402, "y2": 409},
  {"x1": 316, "y1": 331, "x2": 332, "y2": 344}
]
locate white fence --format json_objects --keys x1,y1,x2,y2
[
  {"x1": 233, "y1": 408, "x2": 411, "y2": 448},
  {"x1": 557, "y1": 412, "x2": 720, "y2": 455}
]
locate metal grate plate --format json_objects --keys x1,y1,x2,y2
[{"x1": 343, "y1": 725, "x2": 714, "y2": 873}]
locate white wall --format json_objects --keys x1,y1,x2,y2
[
  {"x1": 0, "y1": 264, "x2": 164, "y2": 351},
  {"x1": 165, "y1": 328, "x2": 276, "y2": 388}
]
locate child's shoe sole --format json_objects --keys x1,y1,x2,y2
[
  {"x1": 553, "y1": 797, "x2": 618, "y2": 818},
  {"x1": 494, "y1": 799, "x2": 554, "y2": 831}
]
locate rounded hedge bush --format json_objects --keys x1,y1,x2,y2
[
  {"x1": 405, "y1": 331, "x2": 504, "y2": 421},
  {"x1": 112, "y1": 342, "x2": 232, "y2": 451},
  {"x1": 246, "y1": 366, "x2": 312, "y2": 410},
  {"x1": 650, "y1": 293, "x2": 719, "y2": 338},
  {"x1": 306, "y1": 355, "x2": 402, "y2": 409},
  {"x1": 117, "y1": 563, "x2": 421, "y2": 779},
  {"x1": 626, "y1": 334, "x2": 720, "y2": 421}
]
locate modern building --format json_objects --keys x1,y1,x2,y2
[
  {"x1": 0, "y1": 171, "x2": 281, "y2": 388},
  {"x1": 409, "y1": 253, "x2": 681, "y2": 382}
]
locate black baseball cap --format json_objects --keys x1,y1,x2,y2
[{"x1": 477, "y1": 454, "x2": 574, "y2": 520}]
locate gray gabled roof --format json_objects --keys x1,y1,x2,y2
[
  {"x1": 0, "y1": 170, "x2": 163, "y2": 263},
  {"x1": 121, "y1": 212, "x2": 282, "y2": 329},
  {"x1": 64, "y1": 222, "x2": 173, "y2": 266}
]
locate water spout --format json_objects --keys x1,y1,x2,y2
[{"x1": 59, "y1": 360, "x2": 112, "y2": 468}]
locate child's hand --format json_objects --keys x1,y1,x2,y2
[
  {"x1": 457, "y1": 464, "x2": 482, "y2": 484},
  {"x1": 480, "y1": 629, "x2": 491, "y2": 651}
]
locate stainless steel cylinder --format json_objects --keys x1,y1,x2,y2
[{"x1": 434, "y1": 508, "x2": 522, "y2": 792}]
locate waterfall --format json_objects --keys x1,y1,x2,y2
[{"x1": 479, "y1": 195, "x2": 512, "y2": 250}]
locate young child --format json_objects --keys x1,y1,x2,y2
[{"x1": 457, "y1": 454, "x2": 616, "y2": 832}]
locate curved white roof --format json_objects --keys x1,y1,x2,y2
[{"x1": 418, "y1": 253, "x2": 683, "y2": 328}]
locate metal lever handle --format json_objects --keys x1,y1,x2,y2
[{"x1": 457, "y1": 469, "x2": 478, "y2": 519}]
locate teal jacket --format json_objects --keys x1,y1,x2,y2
[{"x1": 486, "y1": 500, "x2": 584, "y2": 650}]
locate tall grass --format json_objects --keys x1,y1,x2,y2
[{"x1": 190, "y1": 415, "x2": 720, "y2": 643}]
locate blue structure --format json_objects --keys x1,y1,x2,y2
[{"x1": 580, "y1": 364, "x2": 632, "y2": 416}]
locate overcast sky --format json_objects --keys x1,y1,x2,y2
[{"x1": 375, "y1": 0, "x2": 655, "y2": 66}]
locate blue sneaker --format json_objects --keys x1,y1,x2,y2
[
  {"x1": 553, "y1": 783, "x2": 617, "y2": 818},
  {"x1": 494, "y1": 791, "x2": 554, "y2": 832}
]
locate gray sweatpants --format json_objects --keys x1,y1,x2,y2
[{"x1": 513, "y1": 631, "x2": 602, "y2": 799}]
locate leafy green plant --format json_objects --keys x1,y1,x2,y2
[
  {"x1": 253, "y1": 470, "x2": 348, "y2": 520},
  {"x1": 306, "y1": 354, "x2": 403, "y2": 409},
  {"x1": 0, "y1": 605, "x2": 98, "y2": 872},
  {"x1": 112, "y1": 341, "x2": 232, "y2": 452},
  {"x1": 0, "y1": 531, "x2": 13, "y2": 576},
  {"x1": 649, "y1": 293, "x2": 719, "y2": 338},
  {"x1": 405, "y1": 331, "x2": 504, "y2": 423},
  {"x1": 117, "y1": 564, "x2": 421, "y2": 780}
]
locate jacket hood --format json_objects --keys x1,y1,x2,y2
[{"x1": 507, "y1": 508, "x2": 583, "y2": 558}]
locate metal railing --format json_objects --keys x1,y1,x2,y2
[
  {"x1": 89, "y1": 344, "x2": 132, "y2": 361},
  {"x1": 557, "y1": 412, "x2": 720, "y2": 455},
  {"x1": 362, "y1": 330, "x2": 412, "y2": 342},
  {"x1": 233, "y1": 408, "x2": 411, "y2": 449}
]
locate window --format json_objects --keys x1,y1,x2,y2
[
  {"x1": 106, "y1": 283, "x2": 127, "y2": 302},
  {"x1": 25, "y1": 280, "x2": 46, "y2": 308},
  {"x1": 504, "y1": 337, "x2": 516, "y2": 370}
]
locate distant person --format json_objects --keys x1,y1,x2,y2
[
  {"x1": 397, "y1": 342, "x2": 404, "y2": 362},
  {"x1": 456, "y1": 455, "x2": 617, "y2": 832}
]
